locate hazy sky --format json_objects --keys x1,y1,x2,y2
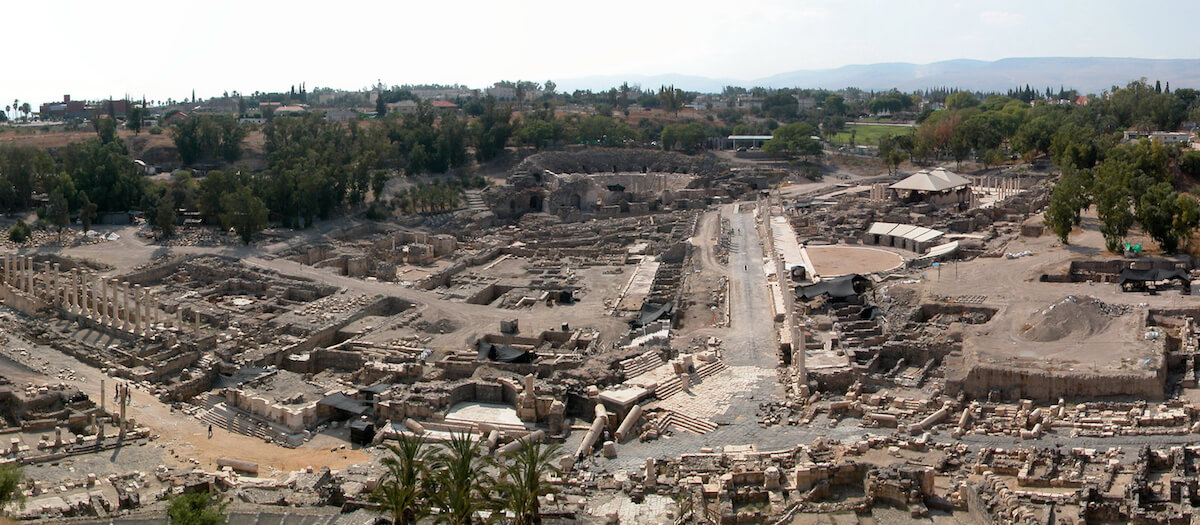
[{"x1": 6, "y1": 0, "x2": 1200, "y2": 106}]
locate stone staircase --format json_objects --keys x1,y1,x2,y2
[
  {"x1": 463, "y1": 189, "x2": 488, "y2": 212},
  {"x1": 620, "y1": 351, "x2": 665, "y2": 380},
  {"x1": 192, "y1": 394, "x2": 303, "y2": 447},
  {"x1": 654, "y1": 375, "x2": 683, "y2": 399},
  {"x1": 653, "y1": 359, "x2": 729, "y2": 401},
  {"x1": 695, "y1": 359, "x2": 729, "y2": 380},
  {"x1": 660, "y1": 410, "x2": 718, "y2": 435}
]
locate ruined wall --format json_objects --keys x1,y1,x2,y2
[{"x1": 946, "y1": 356, "x2": 1167, "y2": 401}]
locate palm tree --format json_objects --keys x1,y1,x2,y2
[
  {"x1": 495, "y1": 438, "x2": 562, "y2": 525},
  {"x1": 430, "y1": 431, "x2": 493, "y2": 525},
  {"x1": 19, "y1": 103, "x2": 29, "y2": 122},
  {"x1": 372, "y1": 433, "x2": 432, "y2": 525},
  {"x1": 3, "y1": 106, "x2": 8, "y2": 122}
]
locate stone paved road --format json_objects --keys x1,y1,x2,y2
[{"x1": 581, "y1": 208, "x2": 889, "y2": 473}]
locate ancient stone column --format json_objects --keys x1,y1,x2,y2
[
  {"x1": 143, "y1": 291, "x2": 151, "y2": 333},
  {"x1": 71, "y1": 268, "x2": 80, "y2": 313},
  {"x1": 51, "y1": 263, "x2": 61, "y2": 306},
  {"x1": 100, "y1": 378, "x2": 106, "y2": 414},
  {"x1": 26, "y1": 256, "x2": 33, "y2": 294},
  {"x1": 90, "y1": 273, "x2": 100, "y2": 318},
  {"x1": 3, "y1": 254, "x2": 10, "y2": 286},
  {"x1": 121, "y1": 282, "x2": 132, "y2": 331},
  {"x1": 99, "y1": 278, "x2": 107, "y2": 325},
  {"x1": 43, "y1": 262, "x2": 52, "y2": 301},
  {"x1": 176, "y1": 309, "x2": 183, "y2": 330},
  {"x1": 119, "y1": 383, "x2": 127, "y2": 423},
  {"x1": 194, "y1": 310, "x2": 201, "y2": 339},
  {"x1": 132, "y1": 285, "x2": 143, "y2": 334},
  {"x1": 110, "y1": 278, "x2": 119, "y2": 328},
  {"x1": 83, "y1": 273, "x2": 93, "y2": 318}
]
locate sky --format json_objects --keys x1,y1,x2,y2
[{"x1": 5, "y1": 0, "x2": 1200, "y2": 107}]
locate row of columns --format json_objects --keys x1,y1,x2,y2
[
  {"x1": 0, "y1": 254, "x2": 194, "y2": 337},
  {"x1": 972, "y1": 176, "x2": 1022, "y2": 200}
]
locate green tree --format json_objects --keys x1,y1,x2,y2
[
  {"x1": 824, "y1": 94, "x2": 846, "y2": 116},
  {"x1": 78, "y1": 192, "x2": 98, "y2": 232},
  {"x1": 219, "y1": 186, "x2": 268, "y2": 245},
  {"x1": 128, "y1": 105, "x2": 144, "y2": 134},
  {"x1": 1094, "y1": 164, "x2": 1134, "y2": 253},
  {"x1": 47, "y1": 189, "x2": 70, "y2": 243},
  {"x1": 660, "y1": 123, "x2": 707, "y2": 152},
  {"x1": 495, "y1": 438, "x2": 562, "y2": 525},
  {"x1": 376, "y1": 93, "x2": 387, "y2": 117},
  {"x1": 156, "y1": 197, "x2": 177, "y2": 237},
  {"x1": 166, "y1": 492, "x2": 228, "y2": 525},
  {"x1": 372, "y1": 434, "x2": 432, "y2": 525},
  {"x1": 7, "y1": 220, "x2": 30, "y2": 244},
  {"x1": 945, "y1": 91, "x2": 979, "y2": 110},
  {"x1": 1180, "y1": 151, "x2": 1200, "y2": 178},
  {"x1": 1044, "y1": 170, "x2": 1090, "y2": 244},
  {"x1": 471, "y1": 97, "x2": 513, "y2": 162},
  {"x1": 0, "y1": 462, "x2": 23, "y2": 515},
  {"x1": 371, "y1": 170, "x2": 388, "y2": 201},
  {"x1": 59, "y1": 133, "x2": 146, "y2": 212},
  {"x1": 1171, "y1": 194, "x2": 1200, "y2": 253},
  {"x1": 430, "y1": 431, "x2": 493, "y2": 525},
  {"x1": 658, "y1": 85, "x2": 684, "y2": 116},
  {"x1": 215, "y1": 116, "x2": 247, "y2": 162},
  {"x1": 762, "y1": 122, "x2": 822, "y2": 158},
  {"x1": 95, "y1": 116, "x2": 119, "y2": 144}
]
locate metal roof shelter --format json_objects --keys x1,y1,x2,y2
[
  {"x1": 727, "y1": 135, "x2": 773, "y2": 149},
  {"x1": 865, "y1": 222, "x2": 946, "y2": 253},
  {"x1": 889, "y1": 168, "x2": 971, "y2": 193}
]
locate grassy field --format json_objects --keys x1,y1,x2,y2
[{"x1": 829, "y1": 124, "x2": 912, "y2": 147}]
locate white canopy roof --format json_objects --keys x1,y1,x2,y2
[{"x1": 889, "y1": 168, "x2": 970, "y2": 192}]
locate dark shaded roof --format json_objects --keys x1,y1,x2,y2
[
  {"x1": 476, "y1": 341, "x2": 536, "y2": 363},
  {"x1": 318, "y1": 393, "x2": 371, "y2": 416},
  {"x1": 634, "y1": 301, "x2": 674, "y2": 328},
  {"x1": 213, "y1": 367, "x2": 273, "y2": 389},
  {"x1": 1118, "y1": 268, "x2": 1190, "y2": 285},
  {"x1": 795, "y1": 274, "x2": 869, "y2": 301},
  {"x1": 361, "y1": 383, "x2": 393, "y2": 395}
]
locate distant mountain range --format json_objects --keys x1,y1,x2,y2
[{"x1": 554, "y1": 57, "x2": 1200, "y2": 95}]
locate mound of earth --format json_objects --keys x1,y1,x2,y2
[{"x1": 1020, "y1": 295, "x2": 1130, "y2": 342}]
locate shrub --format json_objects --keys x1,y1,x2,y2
[
  {"x1": 8, "y1": 220, "x2": 31, "y2": 243},
  {"x1": 148, "y1": 126, "x2": 163, "y2": 135}
]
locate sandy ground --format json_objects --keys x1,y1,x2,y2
[
  {"x1": 899, "y1": 208, "x2": 1185, "y2": 379},
  {"x1": 805, "y1": 245, "x2": 905, "y2": 276}
]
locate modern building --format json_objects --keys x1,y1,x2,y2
[
  {"x1": 39, "y1": 95, "x2": 91, "y2": 120},
  {"x1": 1122, "y1": 130, "x2": 1191, "y2": 145},
  {"x1": 888, "y1": 168, "x2": 972, "y2": 206}
]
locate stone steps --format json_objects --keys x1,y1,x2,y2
[
  {"x1": 663, "y1": 410, "x2": 718, "y2": 435},
  {"x1": 654, "y1": 376, "x2": 683, "y2": 400},
  {"x1": 192, "y1": 396, "x2": 301, "y2": 447},
  {"x1": 695, "y1": 359, "x2": 728, "y2": 380},
  {"x1": 463, "y1": 189, "x2": 487, "y2": 212},
  {"x1": 620, "y1": 351, "x2": 664, "y2": 379}
]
